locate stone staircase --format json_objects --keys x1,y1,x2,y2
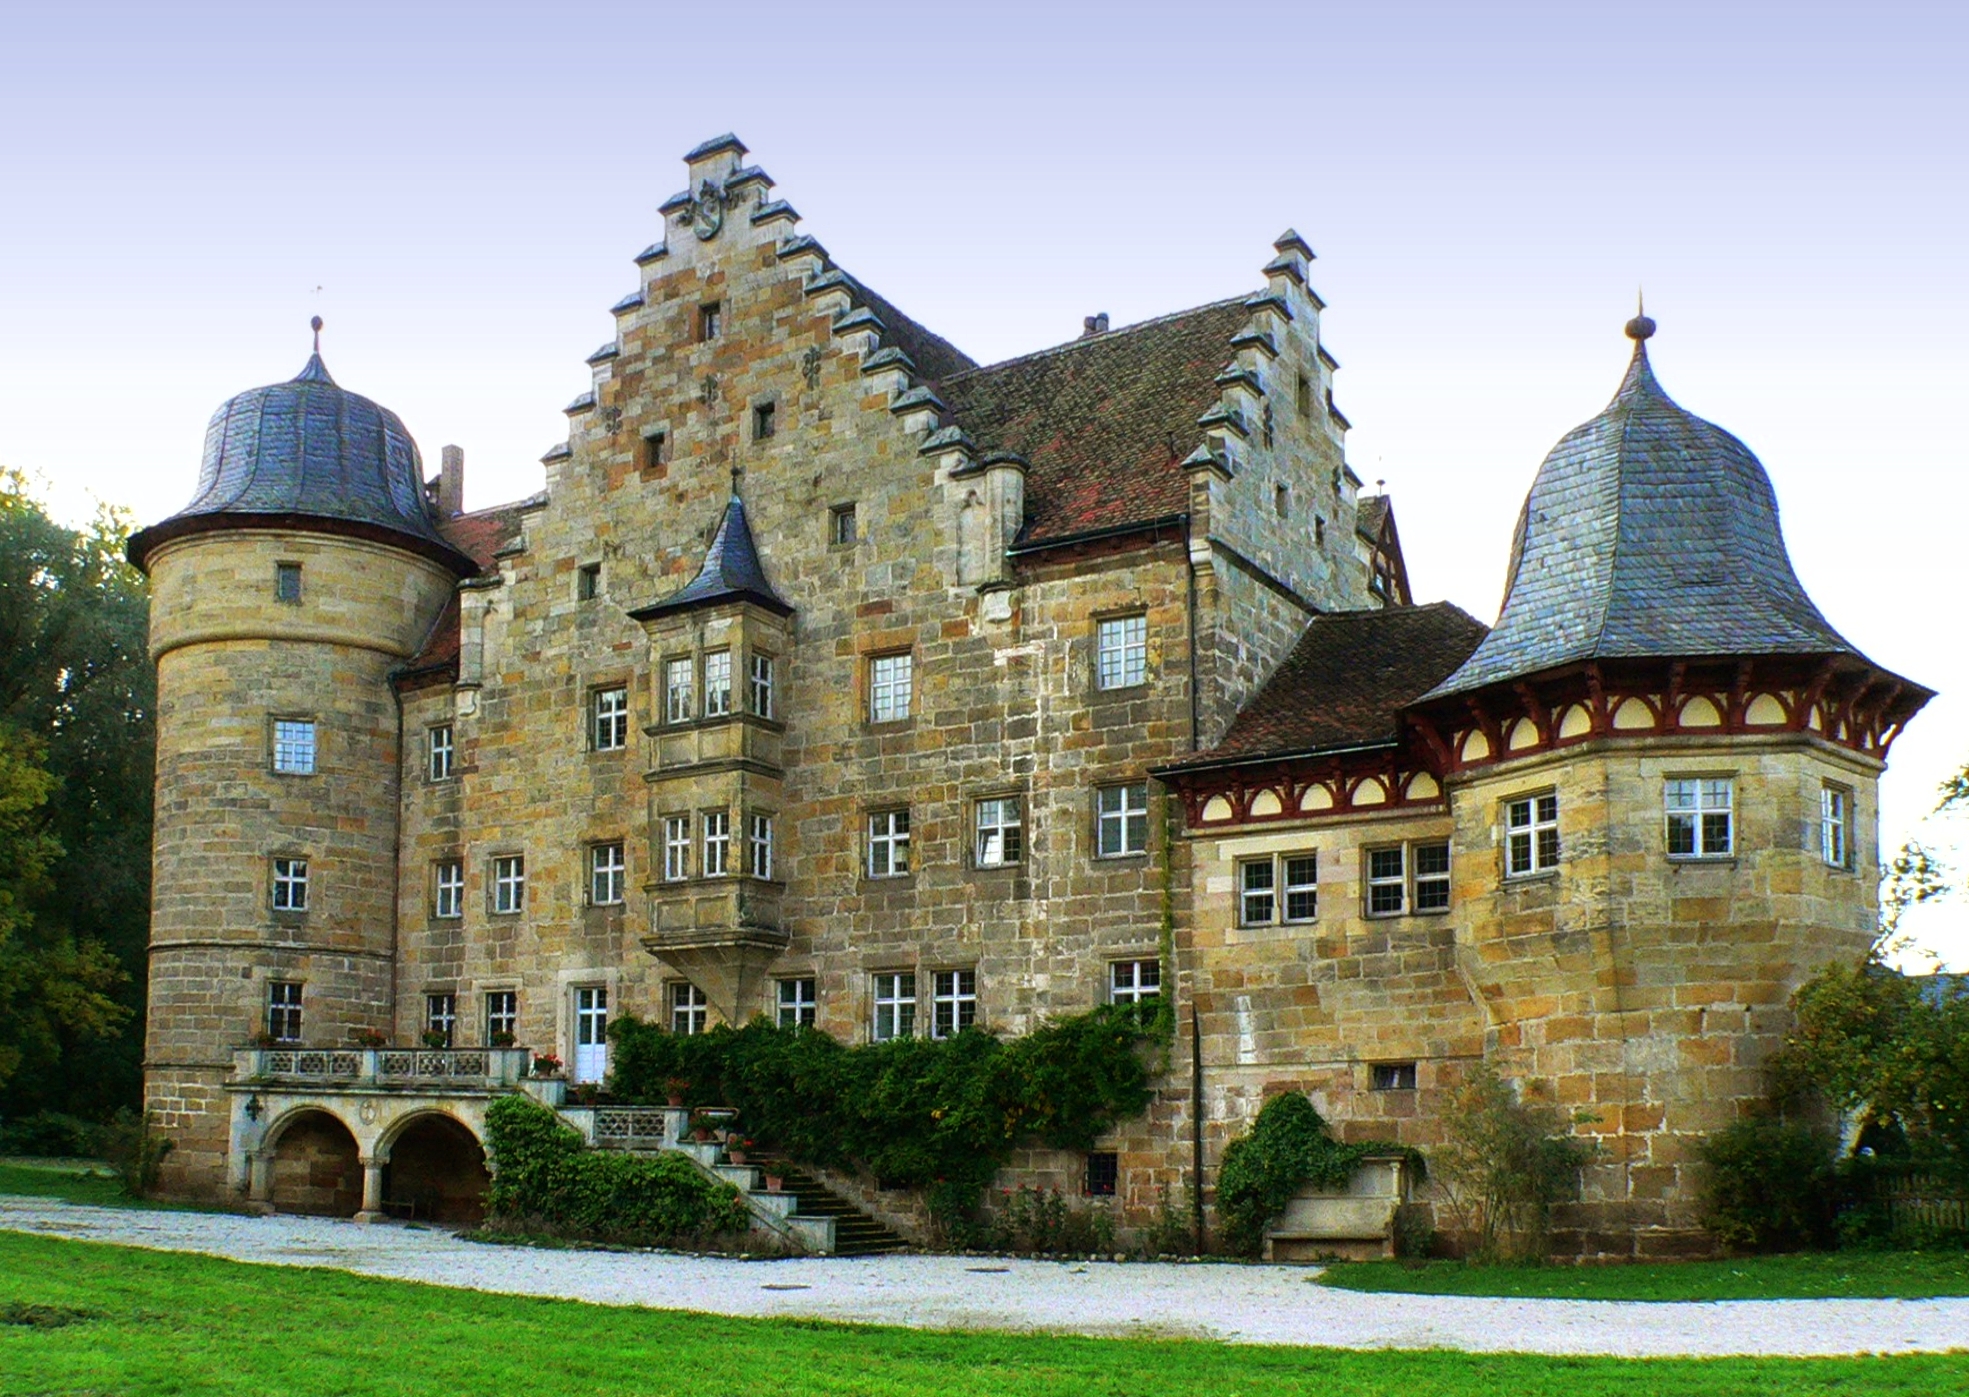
[{"x1": 747, "y1": 1155, "x2": 909, "y2": 1257}]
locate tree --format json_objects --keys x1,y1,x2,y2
[
  {"x1": 1432, "y1": 1065, "x2": 1598, "y2": 1262},
  {"x1": 0, "y1": 471, "x2": 153, "y2": 1119}
]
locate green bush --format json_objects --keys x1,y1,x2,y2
[
  {"x1": 1432, "y1": 1066, "x2": 1596, "y2": 1263},
  {"x1": 1698, "y1": 1116, "x2": 1838, "y2": 1252},
  {"x1": 607, "y1": 1007, "x2": 1159, "y2": 1233},
  {"x1": 0, "y1": 1111, "x2": 102, "y2": 1158},
  {"x1": 483, "y1": 1096, "x2": 749, "y2": 1247},
  {"x1": 1216, "y1": 1093, "x2": 1413, "y2": 1257},
  {"x1": 95, "y1": 1109, "x2": 172, "y2": 1198}
]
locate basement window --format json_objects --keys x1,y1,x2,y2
[
  {"x1": 1371, "y1": 1062, "x2": 1418, "y2": 1091},
  {"x1": 1084, "y1": 1151, "x2": 1119, "y2": 1197}
]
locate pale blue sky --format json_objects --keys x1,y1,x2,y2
[{"x1": 3, "y1": 1, "x2": 1964, "y2": 957}]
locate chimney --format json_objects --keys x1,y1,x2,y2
[
  {"x1": 437, "y1": 445, "x2": 465, "y2": 518},
  {"x1": 1082, "y1": 313, "x2": 1109, "y2": 337}
]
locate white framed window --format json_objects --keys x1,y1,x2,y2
[
  {"x1": 433, "y1": 859, "x2": 464, "y2": 919},
  {"x1": 777, "y1": 976, "x2": 817, "y2": 1029},
  {"x1": 867, "y1": 808, "x2": 910, "y2": 878},
  {"x1": 702, "y1": 810, "x2": 731, "y2": 877},
  {"x1": 869, "y1": 652, "x2": 913, "y2": 723},
  {"x1": 271, "y1": 856, "x2": 309, "y2": 912},
  {"x1": 1665, "y1": 778, "x2": 1733, "y2": 859},
  {"x1": 427, "y1": 724, "x2": 455, "y2": 782},
  {"x1": 590, "y1": 841, "x2": 626, "y2": 906},
  {"x1": 1109, "y1": 959, "x2": 1161, "y2": 1007},
  {"x1": 1366, "y1": 841, "x2": 1452, "y2": 916},
  {"x1": 492, "y1": 854, "x2": 525, "y2": 914},
  {"x1": 592, "y1": 686, "x2": 630, "y2": 751},
  {"x1": 749, "y1": 653, "x2": 775, "y2": 719},
  {"x1": 484, "y1": 989, "x2": 517, "y2": 1044},
  {"x1": 267, "y1": 980, "x2": 303, "y2": 1043},
  {"x1": 704, "y1": 650, "x2": 733, "y2": 718},
  {"x1": 425, "y1": 993, "x2": 456, "y2": 1047},
  {"x1": 670, "y1": 981, "x2": 708, "y2": 1036},
  {"x1": 1822, "y1": 783, "x2": 1854, "y2": 869},
  {"x1": 1505, "y1": 792, "x2": 1560, "y2": 877},
  {"x1": 1238, "y1": 852, "x2": 1316, "y2": 925},
  {"x1": 1095, "y1": 614, "x2": 1147, "y2": 690},
  {"x1": 974, "y1": 797, "x2": 1022, "y2": 867},
  {"x1": 663, "y1": 815, "x2": 691, "y2": 882},
  {"x1": 749, "y1": 813, "x2": 775, "y2": 880},
  {"x1": 1097, "y1": 782, "x2": 1149, "y2": 857},
  {"x1": 272, "y1": 719, "x2": 316, "y2": 774},
  {"x1": 664, "y1": 656, "x2": 695, "y2": 724},
  {"x1": 872, "y1": 970, "x2": 916, "y2": 1041},
  {"x1": 931, "y1": 969, "x2": 978, "y2": 1038}
]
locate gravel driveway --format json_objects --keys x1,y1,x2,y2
[{"x1": 5, "y1": 1196, "x2": 1967, "y2": 1357}]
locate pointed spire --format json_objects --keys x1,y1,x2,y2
[
  {"x1": 1616, "y1": 301, "x2": 1660, "y2": 402},
  {"x1": 628, "y1": 489, "x2": 792, "y2": 621},
  {"x1": 294, "y1": 315, "x2": 336, "y2": 385}
]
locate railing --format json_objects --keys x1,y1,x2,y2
[
  {"x1": 233, "y1": 1045, "x2": 532, "y2": 1089},
  {"x1": 592, "y1": 1107, "x2": 677, "y2": 1150},
  {"x1": 1875, "y1": 1171, "x2": 1969, "y2": 1237}
]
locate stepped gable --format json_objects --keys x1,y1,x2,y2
[
  {"x1": 630, "y1": 491, "x2": 792, "y2": 622},
  {"x1": 1170, "y1": 602, "x2": 1488, "y2": 767},
  {"x1": 1357, "y1": 494, "x2": 1389, "y2": 539},
  {"x1": 1428, "y1": 317, "x2": 1901, "y2": 701},
  {"x1": 396, "y1": 498, "x2": 532, "y2": 686},
  {"x1": 935, "y1": 298, "x2": 1252, "y2": 548},
  {"x1": 128, "y1": 324, "x2": 475, "y2": 576},
  {"x1": 836, "y1": 272, "x2": 975, "y2": 381}
]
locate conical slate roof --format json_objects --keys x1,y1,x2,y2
[
  {"x1": 129, "y1": 325, "x2": 472, "y2": 574},
  {"x1": 1426, "y1": 318, "x2": 1863, "y2": 699},
  {"x1": 631, "y1": 493, "x2": 792, "y2": 621}
]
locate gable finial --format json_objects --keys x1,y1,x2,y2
[
  {"x1": 1625, "y1": 290, "x2": 1655, "y2": 342},
  {"x1": 730, "y1": 464, "x2": 743, "y2": 501},
  {"x1": 310, "y1": 315, "x2": 323, "y2": 354}
]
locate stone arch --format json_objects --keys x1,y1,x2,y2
[
  {"x1": 377, "y1": 1110, "x2": 490, "y2": 1226},
  {"x1": 264, "y1": 1106, "x2": 363, "y2": 1218}
]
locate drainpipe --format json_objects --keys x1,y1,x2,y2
[
  {"x1": 387, "y1": 669, "x2": 407, "y2": 1042},
  {"x1": 1191, "y1": 1003, "x2": 1206, "y2": 1254},
  {"x1": 1184, "y1": 514, "x2": 1200, "y2": 752}
]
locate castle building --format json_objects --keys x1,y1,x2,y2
[{"x1": 130, "y1": 135, "x2": 1928, "y2": 1252}]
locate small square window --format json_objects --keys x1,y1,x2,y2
[
  {"x1": 869, "y1": 652, "x2": 912, "y2": 723},
  {"x1": 485, "y1": 989, "x2": 517, "y2": 1044},
  {"x1": 752, "y1": 401, "x2": 777, "y2": 441},
  {"x1": 271, "y1": 857, "x2": 309, "y2": 913},
  {"x1": 1097, "y1": 782, "x2": 1150, "y2": 857},
  {"x1": 267, "y1": 980, "x2": 303, "y2": 1043},
  {"x1": 664, "y1": 656, "x2": 696, "y2": 724},
  {"x1": 1822, "y1": 783, "x2": 1854, "y2": 869},
  {"x1": 829, "y1": 503, "x2": 857, "y2": 547},
  {"x1": 425, "y1": 993, "x2": 456, "y2": 1048},
  {"x1": 777, "y1": 975, "x2": 816, "y2": 1029},
  {"x1": 931, "y1": 968, "x2": 978, "y2": 1038},
  {"x1": 867, "y1": 809, "x2": 910, "y2": 878},
  {"x1": 592, "y1": 686, "x2": 629, "y2": 751},
  {"x1": 872, "y1": 970, "x2": 916, "y2": 1041},
  {"x1": 1275, "y1": 483, "x2": 1290, "y2": 519},
  {"x1": 1084, "y1": 1151, "x2": 1119, "y2": 1198},
  {"x1": 433, "y1": 859, "x2": 464, "y2": 919},
  {"x1": 975, "y1": 797, "x2": 1022, "y2": 867},
  {"x1": 641, "y1": 430, "x2": 669, "y2": 477},
  {"x1": 427, "y1": 724, "x2": 455, "y2": 782},
  {"x1": 704, "y1": 650, "x2": 732, "y2": 718},
  {"x1": 590, "y1": 841, "x2": 625, "y2": 906},
  {"x1": 492, "y1": 854, "x2": 525, "y2": 914},
  {"x1": 1666, "y1": 777, "x2": 1733, "y2": 859},
  {"x1": 274, "y1": 562, "x2": 302, "y2": 604},
  {"x1": 749, "y1": 812, "x2": 775, "y2": 880},
  {"x1": 670, "y1": 981, "x2": 708, "y2": 1036},
  {"x1": 577, "y1": 563, "x2": 601, "y2": 601},
  {"x1": 749, "y1": 652, "x2": 775, "y2": 719},
  {"x1": 1096, "y1": 615, "x2": 1148, "y2": 691},
  {"x1": 702, "y1": 810, "x2": 731, "y2": 877},
  {"x1": 272, "y1": 719, "x2": 316, "y2": 775},
  {"x1": 1296, "y1": 373, "x2": 1314, "y2": 418},
  {"x1": 1109, "y1": 959, "x2": 1161, "y2": 1013},
  {"x1": 1370, "y1": 1061, "x2": 1418, "y2": 1091},
  {"x1": 662, "y1": 815, "x2": 691, "y2": 882},
  {"x1": 1506, "y1": 792, "x2": 1560, "y2": 877},
  {"x1": 698, "y1": 301, "x2": 722, "y2": 342}
]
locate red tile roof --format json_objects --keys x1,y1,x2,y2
[
  {"x1": 935, "y1": 299, "x2": 1250, "y2": 547},
  {"x1": 397, "y1": 500, "x2": 530, "y2": 686}
]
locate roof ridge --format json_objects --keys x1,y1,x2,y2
[
  {"x1": 938, "y1": 295, "x2": 1251, "y2": 385},
  {"x1": 1585, "y1": 342, "x2": 1658, "y2": 658}
]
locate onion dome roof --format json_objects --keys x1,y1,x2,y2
[
  {"x1": 1425, "y1": 317, "x2": 1872, "y2": 699},
  {"x1": 129, "y1": 321, "x2": 474, "y2": 575}
]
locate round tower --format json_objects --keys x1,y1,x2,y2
[{"x1": 129, "y1": 323, "x2": 475, "y2": 1195}]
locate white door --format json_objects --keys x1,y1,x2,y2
[{"x1": 573, "y1": 986, "x2": 609, "y2": 1084}]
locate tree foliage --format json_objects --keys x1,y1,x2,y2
[
  {"x1": 0, "y1": 471, "x2": 152, "y2": 1120},
  {"x1": 1431, "y1": 1065, "x2": 1598, "y2": 1262}
]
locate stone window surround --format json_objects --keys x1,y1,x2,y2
[
  {"x1": 701, "y1": 809, "x2": 732, "y2": 877},
  {"x1": 1237, "y1": 850, "x2": 1318, "y2": 927},
  {"x1": 1107, "y1": 956, "x2": 1162, "y2": 1008},
  {"x1": 870, "y1": 968, "x2": 917, "y2": 1041},
  {"x1": 274, "y1": 559, "x2": 303, "y2": 605},
  {"x1": 751, "y1": 397, "x2": 777, "y2": 442},
  {"x1": 1084, "y1": 1150, "x2": 1120, "y2": 1197},
  {"x1": 266, "y1": 978, "x2": 304, "y2": 1044},
  {"x1": 590, "y1": 682, "x2": 631, "y2": 752},
  {"x1": 588, "y1": 839, "x2": 627, "y2": 906},
  {"x1": 1822, "y1": 781, "x2": 1856, "y2": 871},
  {"x1": 270, "y1": 715, "x2": 318, "y2": 776},
  {"x1": 640, "y1": 426, "x2": 670, "y2": 478},
  {"x1": 972, "y1": 791, "x2": 1023, "y2": 870},
  {"x1": 669, "y1": 980, "x2": 709, "y2": 1035},
  {"x1": 483, "y1": 986, "x2": 519, "y2": 1045},
  {"x1": 661, "y1": 813, "x2": 692, "y2": 882},
  {"x1": 748, "y1": 809, "x2": 776, "y2": 881},
  {"x1": 1095, "y1": 781, "x2": 1151, "y2": 859},
  {"x1": 425, "y1": 991, "x2": 457, "y2": 1047},
  {"x1": 1092, "y1": 611, "x2": 1149, "y2": 692},
  {"x1": 426, "y1": 723, "x2": 455, "y2": 783},
  {"x1": 432, "y1": 856, "x2": 465, "y2": 920},
  {"x1": 662, "y1": 654, "x2": 697, "y2": 725},
  {"x1": 1369, "y1": 1061, "x2": 1418, "y2": 1091},
  {"x1": 269, "y1": 853, "x2": 310, "y2": 914},
  {"x1": 576, "y1": 561, "x2": 602, "y2": 602},
  {"x1": 828, "y1": 502, "x2": 858, "y2": 549},
  {"x1": 489, "y1": 851, "x2": 526, "y2": 916},
  {"x1": 697, "y1": 300, "x2": 722, "y2": 342},
  {"x1": 1363, "y1": 839, "x2": 1452, "y2": 918},
  {"x1": 929, "y1": 966, "x2": 979, "y2": 1039},
  {"x1": 1665, "y1": 773, "x2": 1735, "y2": 861},
  {"x1": 703, "y1": 649, "x2": 733, "y2": 718},
  {"x1": 776, "y1": 973, "x2": 816, "y2": 1029},
  {"x1": 1503, "y1": 790, "x2": 1561, "y2": 879},
  {"x1": 866, "y1": 650, "x2": 914, "y2": 726},
  {"x1": 865, "y1": 807, "x2": 911, "y2": 880},
  {"x1": 748, "y1": 651, "x2": 776, "y2": 720}
]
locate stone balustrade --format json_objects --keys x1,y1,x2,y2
[{"x1": 232, "y1": 1045, "x2": 533, "y2": 1089}]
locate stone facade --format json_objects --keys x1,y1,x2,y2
[{"x1": 133, "y1": 135, "x2": 1927, "y2": 1255}]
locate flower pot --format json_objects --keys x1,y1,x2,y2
[
  {"x1": 728, "y1": 1149, "x2": 747, "y2": 1166},
  {"x1": 666, "y1": 1093, "x2": 685, "y2": 1107},
  {"x1": 764, "y1": 1174, "x2": 784, "y2": 1193}
]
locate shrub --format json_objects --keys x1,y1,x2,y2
[
  {"x1": 1432, "y1": 1066, "x2": 1596, "y2": 1263},
  {"x1": 0, "y1": 1111, "x2": 102, "y2": 1158},
  {"x1": 979, "y1": 1186, "x2": 1116, "y2": 1255},
  {"x1": 1698, "y1": 1116, "x2": 1838, "y2": 1252},
  {"x1": 96, "y1": 1109, "x2": 173, "y2": 1198},
  {"x1": 1215, "y1": 1093, "x2": 1413, "y2": 1257},
  {"x1": 483, "y1": 1096, "x2": 749, "y2": 1247}
]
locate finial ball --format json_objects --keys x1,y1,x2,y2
[
  {"x1": 311, "y1": 315, "x2": 324, "y2": 333},
  {"x1": 1625, "y1": 314, "x2": 1656, "y2": 342}
]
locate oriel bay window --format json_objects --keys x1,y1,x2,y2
[
  {"x1": 663, "y1": 815, "x2": 691, "y2": 882},
  {"x1": 664, "y1": 656, "x2": 695, "y2": 723},
  {"x1": 1665, "y1": 778, "x2": 1733, "y2": 859},
  {"x1": 872, "y1": 971, "x2": 916, "y2": 1041},
  {"x1": 749, "y1": 653, "x2": 775, "y2": 718},
  {"x1": 749, "y1": 813, "x2": 775, "y2": 880},
  {"x1": 704, "y1": 650, "x2": 732, "y2": 717},
  {"x1": 702, "y1": 810, "x2": 731, "y2": 876}
]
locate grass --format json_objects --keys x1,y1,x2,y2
[
  {"x1": 0, "y1": 1233, "x2": 1964, "y2": 1396},
  {"x1": 0, "y1": 1159, "x2": 221, "y2": 1213},
  {"x1": 1318, "y1": 1251, "x2": 1969, "y2": 1301}
]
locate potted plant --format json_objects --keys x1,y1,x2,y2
[
  {"x1": 421, "y1": 1029, "x2": 450, "y2": 1050},
  {"x1": 489, "y1": 1030, "x2": 516, "y2": 1048},
  {"x1": 727, "y1": 1135, "x2": 754, "y2": 1166},
  {"x1": 663, "y1": 1075, "x2": 690, "y2": 1107},
  {"x1": 350, "y1": 1028, "x2": 388, "y2": 1049},
  {"x1": 763, "y1": 1171, "x2": 785, "y2": 1193},
  {"x1": 688, "y1": 1108, "x2": 721, "y2": 1143},
  {"x1": 531, "y1": 1054, "x2": 563, "y2": 1078}
]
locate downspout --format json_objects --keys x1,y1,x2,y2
[
  {"x1": 1184, "y1": 512, "x2": 1205, "y2": 1250},
  {"x1": 1185, "y1": 514, "x2": 1200, "y2": 753},
  {"x1": 387, "y1": 668, "x2": 407, "y2": 1041},
  {"x1": 1191, "y1": 1003, "x2": 1206, "y2": 1254}
]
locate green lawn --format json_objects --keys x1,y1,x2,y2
[
  {"x1": 0, "y1": 1234, "x2": 1964, "y2": 1396},
  {"x1": 1318, "y1": 1251, "x2": 1969, "y2": 1301},
  {"x1": 0, "y1": 1160, "x2": 217, "y2": 1212}
]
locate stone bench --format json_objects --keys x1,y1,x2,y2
[{"x1": 1263, "y1": 1153, "x2": 1409, "y2": 1263}]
